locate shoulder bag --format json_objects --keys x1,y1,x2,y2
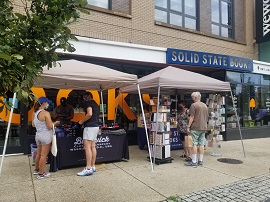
[{"x1": 51, "y1": 124, "x2": 58, "y2": 156}]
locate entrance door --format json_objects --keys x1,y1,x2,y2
[{"x1": 0, "y1": 99, "x2": 27, "y2": 154}]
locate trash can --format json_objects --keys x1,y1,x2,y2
[{"x1": 30, "y1": 143, "x2": 38, "y2": 165}]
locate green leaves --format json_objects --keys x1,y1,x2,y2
[
  {"x1": 0, "y1": 0, "x2": 89, "y2": 113},
  {"x1": 0, "y1": 53, "x2": 11, "y2": 60},
  {"x1": 12, "y1": 54, "x2": 23, "y2": 60}
]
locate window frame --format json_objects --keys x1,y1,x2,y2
[
  {"x1": 211, "y1": 0, "x2": 234, "y2": 38},
  {"x1": 155, "y1": 0, "x2": 198, "y2": 30}
]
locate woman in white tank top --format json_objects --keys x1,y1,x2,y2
[{"x1": 32, "y1": 97, "x2": 60, "y2": 179}]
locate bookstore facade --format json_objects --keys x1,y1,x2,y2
[{"x1": 1, "y1": 38, "x2": 270, "y2": 155}]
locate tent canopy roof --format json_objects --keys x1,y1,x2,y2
[
  {"x1": 120, "y1": 66, "x2": 231, "y2": 94},
  {"x1": 35, "y1": 59, "x2": 138, "y2": 90}
]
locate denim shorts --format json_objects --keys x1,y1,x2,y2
[{"x1": 190, "y1": 130, "x2": 205, "y2": 146}]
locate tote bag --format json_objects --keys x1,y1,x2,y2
[{"x1": 51, "y1": 124, "x2": 58, "y2": 156}]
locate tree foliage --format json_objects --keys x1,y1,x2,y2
[{"x1": 0, "y1": 0, "x2": 88, "y2": 112}]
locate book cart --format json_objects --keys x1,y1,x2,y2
[
  {"x1": 148, "y1": 95, "x2": 173, "y2": 165},
  {"x1": 206, "y1": 94, "x2": 226, "y2": 156}
]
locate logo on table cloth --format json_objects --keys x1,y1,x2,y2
[
  {"x1": 96, "y1": 136, "x2": 112, "y2": 149},
  {"x1": 70, "y1": 137, "x2": 84, "y2": 151},
  {"x1": 97, "y1": 136, "x2": 110, "y2": 143}
]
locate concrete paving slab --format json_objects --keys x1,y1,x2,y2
[
  {"x1": 28, "y1": 157, "x2": 119, "y2": 178},
  {"x1": 121, "y1": 159, "x2": 239, "y2": 197},
  {"x1": 0, "y1": 181, "x2": 35, "y2": 202},
  {"x1": 0, "y1": 155, "x2": 32, "y2": 184},
  {"x1": 33, "y1": 168, "x2": 165, "y2": 202}
]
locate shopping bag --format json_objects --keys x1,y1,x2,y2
[
  {"x1": 51, "y1": 124, "x2": 58, "y2": 156},
  {"x1": 185, "y1": 135, "x2": 193, "y2": 147}
]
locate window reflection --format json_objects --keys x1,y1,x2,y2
[
  {"x1": 155, "y1": 9, "x2": 167, "y2": 23},
  {"x1": 170, "y1": 13, "x2": 182, "y2": 26},
  {"x1": 185, "y1": 17, "x2": 196, "y2": 29},
  {"x1": 156, "y1": 0, "x2": 167, "y2": 9},
  {"x1": 226, "y1": 71, "x2": 241, "y2": 83},
  {"x1": 243, "y1": 73, "x2": 260, "y2": 85},
  {"x1": 262, "y1": 75, "x2": 270, "y2": 85},
  {"x1": 88, "y1": 0, "x2": 109, "y2": 9},
  {"x1": 221, "y1": 1, "x2": 229, "y2": 25},
  {"x1": 185, "y1": 0, "x2": 196, "y2": 16},
  {"x1": 171, "y1": 0, "x2": 182, "y2": 12},
  {"x1": 211, "y1": 0, "x2": 219, "y2": 23},
  {"x1": 221, "y1": 27, "x2": 228, "y2": 37}
]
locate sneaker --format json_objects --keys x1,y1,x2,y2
[
  {"x1": 33, "y1": 169, "x2": 39, "y2": 175},
  {"x1": 198, "y1": 161, "x2": 203, "y2": 166},
  {"x1": 185, "y1": 161, "x2": 197, "y2": 168},
  {"x1": 37, "y1": 172, "x2": 50, "y2": 179},
  {"x1": 92, "y1": 166, "x2": 96, "y2": 172},
  {"x1": 77, "y1": 168, "x2": 93, "y2": 176}
]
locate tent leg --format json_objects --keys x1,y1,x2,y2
[
  {"x1": 137, "y1": 84, "x2": 154, "y2": 172},
  {"x1": 230, "y1": 90, "x2": 246, "y2": 157},
  {"x1": 100, "y1": 90, "x2": 105, "y2": 127},
  {"x1": 0, "y1": 93, "x2": 17, "y2": 174}
]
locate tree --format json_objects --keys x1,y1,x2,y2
[{"x1": 0, "y1": 0, "x2": 88, "y2": 112}]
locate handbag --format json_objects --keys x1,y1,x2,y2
[
  {"x1": 51, "y1": 124, "x2": 58, "y2": 156},
  {"x1": 184, "y1": 135, "x2": 193, "y2": 148}
]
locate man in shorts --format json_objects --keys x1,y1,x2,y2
[
  {"x1": 77, "y1": 91, "x2": 100, "y2": 176},
  {"x1": 185, "y1": 92, "x2": 208, "y2": 167}
]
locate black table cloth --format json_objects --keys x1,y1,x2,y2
[{"x1": 50, "y1": 129, "x2": 129, "y2": 172}]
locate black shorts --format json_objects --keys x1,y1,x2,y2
[{"x1": 179, "y1": 133, "x2": 188, "y2": 141}]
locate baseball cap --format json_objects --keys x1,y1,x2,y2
[{"x1": 38, "y1": 97, "x2": 52, "y2": 104}]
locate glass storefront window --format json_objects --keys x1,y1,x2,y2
[
  {"x1": 260, "y1": 86, "x2": 270, "y2": 125},
  {"x1": 226, "y1": 84, "x2": 242, "y2": 128},
  {"x1": 226, "y1": 71, "x2": 242, "y2": 83},
  {"x1": 241, "y1": 85, "x2": 261, "y2": 127},
  {"x1": 243, "y1": 73, "x2": 260, "y2": 85},
  {"x1": 261, "y1": 75, "x2": 270, "y2": 86},
  {"x1": 226, "y1": 71, "x2": 266, "y2": 128},
  {"x1": 0, "y1": 97, "x2": 21, "y2": 150}
]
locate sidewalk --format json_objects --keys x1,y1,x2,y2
[{"x1": 1, "y1": 138, "x2": 270, "y2": 202}]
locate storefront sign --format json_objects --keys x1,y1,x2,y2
[
  {"x1": 253, "y1": 60, "x2": 270, "y2": 75},
  {"x1": 170, "y1": 128, "x2": 183, "y2": 150},
  {"x1": 167, "y1": 48, "x2": 253, "y2": 72},
  {"x1": 256, "y1": 0, "x2": 270, "y2": 43}
]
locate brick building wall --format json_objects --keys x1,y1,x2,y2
[
  {"x1": 12, "y1": 0, "x2": 257, "y2": 60},
  {"x1": 69, "y1": 0, "x2": 257, "y2": 60}
]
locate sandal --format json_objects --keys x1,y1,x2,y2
[
  {"x1": 180, "y1": 154, "x2": 187, "y2": 158},
  {"x1": 185, "y1": 157, "x2": 192, "y2": 162}
]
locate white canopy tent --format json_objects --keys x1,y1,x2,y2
[
  {"x1": 0, "y1": 59, "x2": 154, "y2": 174},
  {"x1": 35, "y1": 60, "x2": 138, "y2": 90},
  {"x1": 120, "y1": 66, "x2": 246, "y2": 166},
  {"x1": 121, "y1": 66, "x2": 232, "y2": 94}
]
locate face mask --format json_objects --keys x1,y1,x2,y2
[
  {"x1": 83, "y1": 97, "x2": 88, "y2": 102},
  {"x1": 179, "y1": 106, "x2": 183, "y2": 111},
  {"x1": 45, "y1": 103, "x2": 49, "y2": 109}
]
